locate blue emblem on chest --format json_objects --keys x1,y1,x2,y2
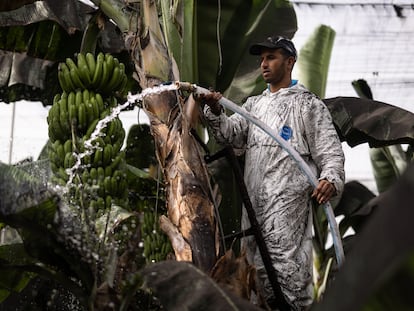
[{"x1": 280, "y1": 125, "x2": 293, "y2": 141}]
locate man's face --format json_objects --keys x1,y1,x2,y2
[{"x1": 259, "y1": 48, "x2": 292, "y2": 85}]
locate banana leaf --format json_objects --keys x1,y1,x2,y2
[
  {"x1": 323, "y1": 97, "x2": 414, "y2": 148},
  {"x1": 0, "y1": 0, "x2": 90, "y2": 32},
  {"x1": 297, "y1": 24, "x2": 335, "y2": 98},
  {"x1": 212, "y1": 0, "x2": 297, "y2": 102},
  {"x1": 0, "y1": 162, "x2": 94, "y2": 302},
  {"x1": 141, "y1": 260, "x2": 262, "y2": 311},
  {"x1": 334, "y1": 181, "x2": 376, "y2": 236},
  {"x1": 312, "y1": 163, "x2": 414, "y2": 311},
  {"x1": 160, "y1": 0, "x2": 197, "y2": 82},
  {"x1": 369, "y1": 145, "x2": 408, "y2": 193},
  {"x1": 0, "y1": 244, "x2": 34, "y2": 303},
  {"x1": 351, "y1": 78, "x2": 409, "y2": 193},
  {"x1": 125, "y1": 124, "x2": 157, "y2": 169},
  {"x1": 0, "y1": 20, "x2": 82, "y2": 104}
]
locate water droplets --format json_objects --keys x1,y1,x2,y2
[{"x1": 64, "y1": 83, "x2": 179, "y2": 187}]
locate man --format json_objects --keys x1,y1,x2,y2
[{"x1": 201, "y1": 36, "x2": 345, "y2": 310}]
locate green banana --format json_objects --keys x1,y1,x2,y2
[
  {"x1": 85, "y1": 52, "x2": 96, "y2": 75},
  {"x1": 94, "y1": 137, "x2": 105, "y2": 149},
  {"x1": 97, "y1": 167, "x2": 105, "y2": 180},
  {"x1": 119, "y1": 62, "x2": 125, "y2": 73},
  {"x1": 106, "y1": 96, "x2": 117, "y2": 109},
  {"x1": 106, "y1": 119, "x2": 116, "y2": 140},
  {"x1": 82, "y1": 154, "x2": 91, "y2": 166},
  {"x1": 85, "y1": 119, "x2": 99, "y2": 139},
  {"x1": 96, "y1": 197, "x2": 105, "y2": 210},
  {"x1": 104, "y1": 53, "x2": 114, "y2": 76},
  {"x1": 65, "y1": 57, "x2": 78, "y2": 72},
  {"x1": 51, "y1": 112, "x2": 64, "y2": 142},
  {"x1": 103, "y1": 144, "x2": 113, "y2": 165},
  {"x1": 97, "y1": 59, "x2": 109, "y2": 91},
  {"x1": 110, "y1": 176, "x2": 118, "y2": 197},
  {"x1": 118, "y1": 178, "x2": 128, "y2": 198},
  {"x1": 113, "y1": 57, "x2": 120, "y2": 69},
  {"x1": 77, "y1": 102, "x2": 87, "y2": 131},
  {"x1": 104, "y1": 166, "x2": 112, "y2": 178},
  {"x1": 48, "y1": 128, "x2": 57, "y2": 143},
  {"x1": 59, "y1": 96, "x2": 70, "y2": 135},
  {"x1": 67, "y1": 91, "x2": 75, "y2": 109},
  {"x1": 68, "y1": 100, "x2": 77, "y2": 129},
  {"x1": 84, "y1": 99, "x2": 95, "y2": 124},
  {"x1": 75, "y1": 90, "x2": 82, "y2": 106},
  {"x1": 92, "y1": 53, "x2": 104, "y2": 87},
  {"x1": 57, "y1": 167, "x2": 69, "y2": 183},
  {"x1": 64, "y1": 152, "x2": 75, "y2": 169},
  {"x1": 82, "y1": 89, "x2": 90, "y2": 103},
  {"x1": 104, "y1": 176, "x2": 112, "y2": 195},
  {"x1": 106, "y1": 66, "x2": 121, "y2": 92},
  {"x1": 63, "y1": 139, "x2": 72, "y2": 155},
  {"x1": 118, "y1": 75, "x2": 128, "y2": 94},
  {"x1": 105, "y1": 195, "x2": 112, "y2": 210},
  {"x1": 81, "y1": 170, "x2": 90, "y2": 184},
  {"x1": 55, "y1": 141, "x2": 65, "y2": 162},
  {"x1": 77, "y1": 53, "x2": 92, "y2": 86},
  {"x1": 53, "y1": 93, "x2": 60, "y2": 105},
  {"x1": 60, "y1": 63, "x2": 76, "y2": 92},
  {"x1": 89, "y1": 96, "x2": 100, "y2": 121},
  {"x1": 90, "y1": 167, "x2": 98, "y2": 181},
  {"x1": 95, "y1": 93, "x2": 105, "y2": 114},
  {"x1": 93, "y1": 147, "x2": 103, "y2": 167},
  {"x1": 49, "y1": 160, "x2": 58, "y2": 174},
  {"x1": 70, "y1": 67, "x2": 85, "y2": 90},
  {"x1": 58, "y1": 69, "x2": 69, "y2": 92},
  {"x1": 109, "y1": 153, "x2": 122, "y2": 171}
]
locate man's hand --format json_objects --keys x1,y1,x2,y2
[
  {"x1": 198, "y1": 91, "x2": 223, "y2": 116},
  {"x1": 312, "y1": 179, "x2": 336, "y2": 204}
]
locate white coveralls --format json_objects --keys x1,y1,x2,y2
[{"x1": 204, "y1": 83, "x2": 345, "y2": 310}]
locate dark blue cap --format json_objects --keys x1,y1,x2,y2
[{"x1": 250, "y1": 36, "x2": 297, "y2": 59}]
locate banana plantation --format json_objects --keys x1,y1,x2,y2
[{"x1": 1, "y1": 1, "x2": 414, "y2": 310}]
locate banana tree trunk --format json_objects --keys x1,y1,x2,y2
[
  {"x1": 120, "y1": 0, "x2": 220, "y2": 273},
  {"x1": 141, "y1": 88, "x2": 219, "y2": 272}
]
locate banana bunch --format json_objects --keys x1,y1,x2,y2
[
  {"x1": 141, "y1": 209, "x2": 173, "y2": 263},
  {"x1": 48, "y1": 52, "x2": 129, "y2": 212},
  {"x1": 58, "y1": 52, "x2": 127, "y2": 95},
  {"x1": 47, "y1": 90, "x2": 112, "y2": 141}
]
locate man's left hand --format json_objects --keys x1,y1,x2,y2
[{"x1": 312, "y1": 179, "x2": 336, "y2": 204}]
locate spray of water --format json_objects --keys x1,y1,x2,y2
[{"x1": 65, "y1": 83, "x2": 179, "y2": 188}]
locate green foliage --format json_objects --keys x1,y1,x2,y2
[
  {"x1": 369, "y1": 145, "x2": 408, "y2": 193},
  {"x1": 351, "y1": 79, "x2": 412, "y2": 193},
  {"x1": 197, "y1": 0, "x2": 297, "y2": 102},
  {"x1": 124, "y1": 125, "x2": 172, "y2": 265},
  {"x1": 141, "y1": 260, "x2": 262, "y2": 311},
  {"x1": 0, "y1": 21, "x2": 83, "y2": 104},
  {"x1": 297, "y1": 24, "x2": 335, "y2": 98},
  {"x1": 312, "y1": 164, "x2": 414, "y2": 311},
  {"x1": 125, "y1": 124, "x2": 157, "y2": 169},
  {"x1": 0, "y1": 244, "x2": 34, "y2": 303},
  {"x1": 0, "y1": 162, "x2": 93, "y2": 307}
]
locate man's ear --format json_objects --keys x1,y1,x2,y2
[{"x1": 287, "y1": 56, "x2": 296, "y2": 70}]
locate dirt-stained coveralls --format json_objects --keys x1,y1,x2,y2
[{"x1": 204, "y1": 83, "x2": 345, "y2": 310}]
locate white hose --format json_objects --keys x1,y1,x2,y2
[{"x1": 177, "y1": 82, "x2": 345, "y2": 267}]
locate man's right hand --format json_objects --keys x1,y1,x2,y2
[{"x1": 198, "y1": 91, "x2": 223, "y2": 116}]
